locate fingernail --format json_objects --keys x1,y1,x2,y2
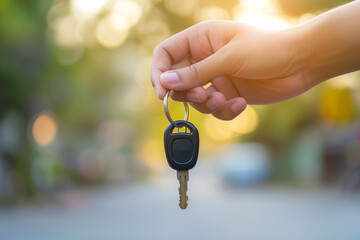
[
  {"x1": 161, "y1": 72, "x2": 180, "y2": 84},
  {"x1": 231, "y1": 102, "x2": 243, "y2": 113},
  {"x1": 206, "y1": 98, "x2": 219, "y2": 110},
  {"x1": 187, "y1": 92, "x2": 200, "y2": 102}
]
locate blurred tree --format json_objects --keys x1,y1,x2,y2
[{"x1": 0, "y1": 0, "x2": 56, "y2": 195}]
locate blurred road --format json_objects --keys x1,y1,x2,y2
[{"x1": 1, "y1": 161, "x2": 360, "y2": 240}]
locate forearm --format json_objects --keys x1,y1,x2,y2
[{"x1": 296, "y1": 0, "x2": 360, "y2": 86}]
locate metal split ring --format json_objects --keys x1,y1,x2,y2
[{"x1": 163, "y1": 91, "x2": 189, "y2": 126}]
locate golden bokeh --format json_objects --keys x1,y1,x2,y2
[
  {"x1": 195, "y1": 6, "x2": 231, "y2": 22},
  {"x1": 319, "y1": 87, "x2": 354, "y2": 123},
  {"x1": 204, "y1": 116, "x2": 235, "y2": 141},
  {"x1": 204, "y1": 105, "x2": 259, "y2": 141},
  {"x1": 227, "y1": 105, "x2": 259, "y2": 134},
  {"x1": 70, "y1": 0, "x2": 109, "y2": 17},
  {"x1": 96, "y1": 18, "x2": 129, "y2": 48},
  {"x1": 165, "y1": 0, "x2": 198, "y2": 17},
  {"x1": 32, "y1": 112, "x2": 58, "y2": 147}
]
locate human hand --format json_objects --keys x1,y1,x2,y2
[
  {"x1": 151, "y1": 6, "x2": 360, "y2": 120},
  {"x1": 151, "y1": 21, "x2": 309, "y2": 120}
]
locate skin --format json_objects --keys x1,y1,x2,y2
[{"x1": 151, "y1": 1, "x2": 360, "y2": 120}]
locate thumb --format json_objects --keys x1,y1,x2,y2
[{"x1": 160, "y1": 50, "x2": 229, "y2": 91}]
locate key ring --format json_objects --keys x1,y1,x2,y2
[{"x1": 163, "y1": 91, "x2": 189, "y2": 126}]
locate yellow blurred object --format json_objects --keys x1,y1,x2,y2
[
  {"x1": 319, "y1": 87, "x2": 354, "y2": 122},
  {"x1": 204, "y1": 116, "x2": 235, "y2": 141},
  {"x1": 204, "y1": 105, "x2": 259, "y2": 141},
  {"x1": 195, "y1": 6, "x2": 231, "y2": 22},
  {"x1": 165, "y1": 0, "x2": 198, "y2": 17},
  {"x1": 32, "y1": 112, "x2": 58, "y2": 147},
  {"x1": 227, "y1": 105, "x2": 259, "y2": 134}
]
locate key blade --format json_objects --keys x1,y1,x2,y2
[{"x1": 177, "y1": 170, "x2": 189, "y2": 209}]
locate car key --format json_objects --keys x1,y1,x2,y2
[{"x1": 164, "y1": 120, "x2": 199, "y2": 209}]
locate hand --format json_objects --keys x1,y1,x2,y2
[
  {"x1": 151, "y1": 1, "x2": 360, "y2": 121},
  {"x1": 151, "y1": 21, "x2": 308, "y2": 120}
]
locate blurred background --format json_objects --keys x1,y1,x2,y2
[{"x1": 1, "y1": 0, "x2": 360, "y2": 239}]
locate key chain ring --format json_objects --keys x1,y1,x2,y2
[{"x1": 164, "y1": 91, "x2": 189, "y2": 126}]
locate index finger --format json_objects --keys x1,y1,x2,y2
[{"x1": 151, "y1": 30, "x2": 191, "y2": 100}]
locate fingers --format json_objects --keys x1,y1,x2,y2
[
  {"x1": 151, "y1": 32, "x2": 192, "y2": 100},
  {"x1": 170, "y1": 83, "x2": 247, "y2": 120},
  {"x1": 170, "y1": 86, "x2": 207, "y2": 103},
  {"x1": 191, "y1": 96, "x2": 247, "y2": 120},
  {"x1": 212, "y1": 97, "x2": 247, "y2": 120},
  {"x1": 189, "y1": 85, "x2": 247, "y2": 120},
  {"x1": 211, "y1": 76, "x2": 240, "y2": 100},
  {"x1": 190, "y1": 92, "x2": 227, "y2": 114},
  {"x1": 159, "y1": 48, "x2": 230, "y2": 91},
  {"x1": 151, "y1": 22, "x2": 234, "y2": 99}
]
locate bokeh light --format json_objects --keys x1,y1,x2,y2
[
  {"x1": 70, "y1": 0, "x2": 109, "y2": 17},
  {"x1": 165, "y1": 0, "x2": 198, "y2": 17},
  {"x1": 204, "y1": 116, "x2": 235, "y2": 141},
  {"x1": 54, "y1": 15, "x2": 81, "y2": 46},
  {"x1": 203, "y1": 106, "x2": 259, "y2": 141},
  {"x1": 195, "y1": 6, "x2": 231, "y2": 22},
  {"x1": 233, "y1": 0, "x2": 290, "y2": 30},
  {"x1": 32, "y1": 112, "x2": 58, "y2": 147},
  {"x1": 96, "y1": 18, "x2": 129, "y2": 48},
  {"x1": 227, "y1": 105, "x2": 259, "y2": 135},
  {"x1": 110, "y1": 0, "x2": 142, "y2": 29}
]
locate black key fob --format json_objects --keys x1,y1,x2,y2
[{"x1": 164, "y1": 120, "x2": 199, "y2": 171}]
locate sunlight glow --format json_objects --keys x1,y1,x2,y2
[
  {"x1": 95, "y1": 0, "x2": 142, "y2": 48},
  {"x1": 233, "y1": 0, "x2": 290, "y2": 30},
  {"x1": 110, "y1": 0, "x2": 142, "y2": 29},
  {"x1": 71, "y1": 0, "x2": 109, "y2": 17},
  {"x1": 195, "y1": 6, "x2": 231, "y2": 22}
]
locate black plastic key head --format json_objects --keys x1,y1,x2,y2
[{"x1": 164, "y1": 120, "x2": 199, "y2": 171}]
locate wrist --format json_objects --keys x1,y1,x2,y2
[
  {"x1": 293, "y1": 1, "x2": 360, "y2": 89},
  {"x1": 294, "y1": 19, "x2": 331, "y2": 88}
]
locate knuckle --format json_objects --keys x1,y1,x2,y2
[
  {"x1": 190, "y1": 103, "x2": 212, "y2": 114},
  {"x1": 198, "y1": 20, "x2": 217, "y2": 27},
  {"x1": 153, "y1": 44, "x2": 161, "y2": 55},
  {"x1": 170, "y1": 91, "x2": 183, "y2": 102}
]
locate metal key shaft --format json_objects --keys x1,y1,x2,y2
[{"x1": 177, "y1": 170, "x2": 189, "y2": 209}]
